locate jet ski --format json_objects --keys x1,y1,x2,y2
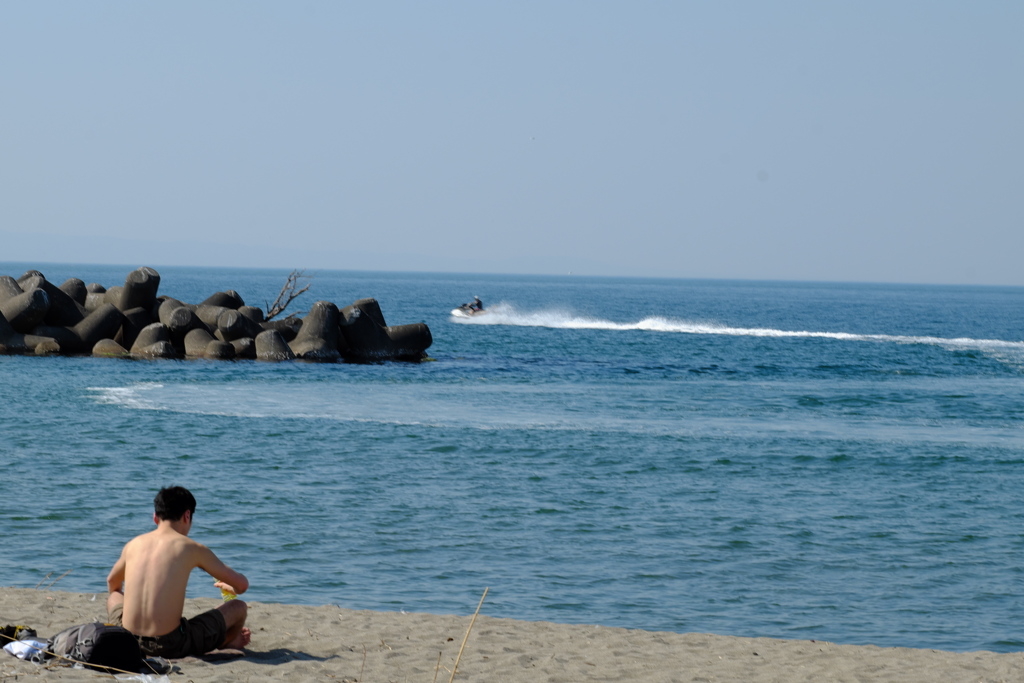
[{"x1": 451, "y1": 301, "x2": 487, "y2": 318}]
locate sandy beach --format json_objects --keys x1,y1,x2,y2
[{"x1": 1, "y1": 588, "x2": 1022, "y2": 682}]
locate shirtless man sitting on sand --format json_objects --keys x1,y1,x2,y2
[{"x1": 106, "y1": 486, "x2": 251, "y2": 658}]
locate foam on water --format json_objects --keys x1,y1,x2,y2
[
  {"x1": 87, "y1": 383, "x2": 164, "y2": 409},
  {"x1": 84, "y1": 377, "x2": 1024, "y2": 448},
  {"x1": 454, "y1": 303, "x2": 1024, "y2": 358},
  {"x1": 87, "y1": 381, "x2": 640, "y2": 432}
]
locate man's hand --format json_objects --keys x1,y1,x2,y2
[{"x1": 214, "y1": 580, "x2": 239, "y2": 596}]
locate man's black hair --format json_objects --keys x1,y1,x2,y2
[{"x1": 154, "y1": 486, "x2": 197, "y2": 521}]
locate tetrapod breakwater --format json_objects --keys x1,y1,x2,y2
[{"x1": 0, "y1": 267, "x2": 432, "y2": 362}]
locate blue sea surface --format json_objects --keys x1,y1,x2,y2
[{"x1": 2, "y1": 263, "x2": 1024, "y2": 652}]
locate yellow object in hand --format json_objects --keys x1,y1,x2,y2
[{"x1": 221, "y1": 587, "x2": 237, "y2": 601}]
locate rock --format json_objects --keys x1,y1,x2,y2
[
  {"x1": 200, "y1": 290, "x2": 244, "y2": 309},
  {"x1": 204, "y1": 340, "x2": 235, "y2": 360},
  {"x1": 119, "y1": 267, "x2": 161, "y2": 313},
  {"x1": 216, "y1": 309, "x2": 263, "y2": 342},
  {"x1": 131, "y1": 323, "x2": 175, "y2": 358},
  {"x1": 230, "y1": 337, "x2": 256, "y2": 359},
  {"x1": 1, "y1": 288, "x2": 50, "y2": 333},
  {"x1": 184, "y1": 328, "x2": 216, "y2": 357},
  {"x1": 255, "y1": 329, "x2": 295, "y2": 361},
  {"x1": 59, "y1": 278, "x2": 88, "y2": 306},
  {"x1": 32, "y1": 304, "x2": 123, "y2": 354},
  {"x1": 339, "y1": 298, "x2": 432, "y2": 361},
  {"x1": 20, "y1": 274, "x2": 87, "y2": 327},
  {"x1": 116, "y1": 307, "x2": 154, "y2": 351},
  {"x1": 93, "y1": 338, "x2": 130, "y2": 357},
  {"x1": 0, "y1": 310, "x2": 60, "y2": 355},
  {"x1": 289, "y1": 301, "x2": 341, "y2": 361},
  {"x1": 0, "y1": 276, "x2": 24, "y2": 304}
]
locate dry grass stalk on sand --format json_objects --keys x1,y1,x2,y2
[
  {"x1": 448, "y1": 587, "x2": 488, "y2": 683},
  {"x1": 32, "y1": 570, "x2": 72, "y2": 591}
]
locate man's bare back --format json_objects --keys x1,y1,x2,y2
[{"x1": 107, "y1": 487, "x2": 251, "y2": 655}]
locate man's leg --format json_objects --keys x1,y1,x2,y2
[{"x1": 215, "y1": 599, "x2": 250, "y2": 650}]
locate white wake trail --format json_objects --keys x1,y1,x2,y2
[{"x1": 452, "y1": 304, "x2": 1024, "y2": 354}]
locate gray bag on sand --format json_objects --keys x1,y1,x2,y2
[{"x1": 48, "y1": 621, "x2": 144, "y2": 673}]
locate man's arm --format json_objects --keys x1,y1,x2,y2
[
  {"x1": 107, "y1": 547, "x2": 127, "y2": 594},
  {"x1": 195, "y1": 544, "x2": 249, "y2": 595}
]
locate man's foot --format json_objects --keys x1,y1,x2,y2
[{"x1": 222, "y1": 627, "x2": 251, "y2": 651}]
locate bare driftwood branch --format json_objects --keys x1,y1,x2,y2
[{"x1": 265, "y1": 269, "x2": 312, "y2": 321}]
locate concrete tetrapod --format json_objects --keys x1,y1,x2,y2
[
  {"x1": 0, "y1": 276, "x2": 24, "y2": 303},
  {"x1": 184, "y1": 328, "x2": 217, "y2": 357},
  {"x1": 159, "y1": 300, "x2": 208, "y2": 352},
  {"x1": 378, "y1": 323, "x2": 433, "y2": 361},
  {"x1": 83, "y1": 284, "x2": 107, "y2": 314},
  {"x1": 230, "y1": 337, "x2": 256, "y2": 359},
  {"x1": 182, "y1": 327, "x2": 238, "y2": 360},
  {"x1": 84, "y1": 292, "x2": 106, "y2": 313},
  {"x1": 260, "y1": 317, "x2": 301, "y2": 342},
  {"x1": 195, "y1": 304, "x2": 230, "y2": 328},
  {"x1": 200, "y1": 290, "x2": 245, "y2": 309},
  {"x1": 338, "y1": 301, "x2": 387, "y2": 356},
  {"x1": 204, "y1": 340, "x2": 235, "y2": 360},
  {"x1": 116, "y1": 307, "x2": 154, "y2": 351},
  {"x1": 0, "y1": 288, "x2": 50, "y2": 334},
  {"x1": 288, "y1": 300, "x2": 342, "y2": 361},
  {"x1": 119, "y1": 267, "x2": 161, "y2": 313},
  {"x1": 15, "y1": 270, "x2": 43, "y2": 288},
  {"x1": 60, "y1": 278, "x2": 88, "y2": 306},
  {"x1": 339, "y1": 298, "x2": 432, "y2": 361},
  {"x1": 34, "y1": 303, "x2": 125, "y2": 354},
  {"x1": 156, "y1": 297, "x2": 188, "y2": 322},
  {"x1": 93, "y1": 338, "x2": 130, "y2": 357},
  {"x1": 0, "y1": 311, "x2": 60, "y2": 355},
  {"x1": 131, "y1": 322, "x2": 176, "y2": 359},
  {"x1": 19, "y1": 274, "x2": 88, "y2": 328},
  {"x1": 216, "y1": 309, "x2": 264, "y2": 342},
  {"x1": 103, "y1": 286, "x2": 123, "y2": 309},
  {"x1": 238, "y1": 306, "x2": 265, "y2": 323},
  {"x1": 255, "y1": 329, "x2": 295, "y2": 361}
]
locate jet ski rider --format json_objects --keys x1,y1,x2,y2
[{"x1": 470, "y1": 296, "x2": 484, "y2": 312}]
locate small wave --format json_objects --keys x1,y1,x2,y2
[
  {"x1": 452, "y1": 304, "x2": 1024, "y2": 356},
  {"x1": 87, "y1": 383, "x2": 164, "y2": 409}
]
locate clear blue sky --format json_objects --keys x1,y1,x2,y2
[{"x1": 1, "y1": 2, "x2": 1021, "y2": 285}]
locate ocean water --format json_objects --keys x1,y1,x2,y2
[{"x1": 2, "y1": 262, "x2": 1023, "y2": 653}]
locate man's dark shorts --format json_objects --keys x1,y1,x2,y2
[{"x1": 108, "y1": 603, "x2": 226, "y2": 658}]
